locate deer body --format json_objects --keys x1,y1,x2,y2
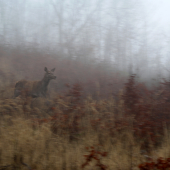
[{"x1": 14, "y1": 67, "x2": 56, "y2": 98}]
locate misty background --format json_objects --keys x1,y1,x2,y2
[{"x1": 1, "y1": 0, "x2": 170, "y2": 90}]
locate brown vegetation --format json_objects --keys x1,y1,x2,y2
[{"x1": 0, "y1": 49, "x2": 170, "y2": 170}]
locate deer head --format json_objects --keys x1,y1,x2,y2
[{"x1": 44, "y1": 67, "x2": 56, "y2": 80}]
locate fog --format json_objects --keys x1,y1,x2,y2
[{"x1": 0, "y1": 0, "x2": 170, "y2": 87}]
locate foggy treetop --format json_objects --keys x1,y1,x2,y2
[{"x1": 0, "y1": 0, "x2": 170, "y2": 82}]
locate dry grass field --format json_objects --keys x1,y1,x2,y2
[
  {"x1": 0, "y1": 87, "x2": 170, "y2": 170},
  {"x1": 0, "y1": 50, "x2": 170, "y2": 170}
]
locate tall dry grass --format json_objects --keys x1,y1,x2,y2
[
  {"x1": 0, "y1": 48, "x2": 170, "y2": 169},
  {"x1": 0, "y1": 115, "x2": 144, "y2": 170},
  {"x1": 0, "y1": 86, "x2": 169, "y2": 170}
]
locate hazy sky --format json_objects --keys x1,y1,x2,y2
[
  {"x1": 18, "y1": 0, "x2": 170, "y2": 36},
  {"x1": 145, "y1": 0, "x2": 170, "y2": 34}
]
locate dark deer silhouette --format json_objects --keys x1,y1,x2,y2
[{"x1": 14, "y1": 67, "x2": 56, "y2": 98}]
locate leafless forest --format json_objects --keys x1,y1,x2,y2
[{"x1": 1, "y1": 0, "x2": 170, "y2": 170}]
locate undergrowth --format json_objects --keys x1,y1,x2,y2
[{"x1": 0, "y1": 71, "x2": 170, "y2": 169}]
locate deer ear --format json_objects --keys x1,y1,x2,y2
[
  {"x1": 51, "y1": 68, "x2": 55, "y2": 72},
  {"x1": 44, "y1": 67, "x2": 48, "y2": 72}
]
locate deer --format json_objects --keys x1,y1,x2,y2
[{"x1": 14, "y1": 67, "x2": 56, "y2": 98}]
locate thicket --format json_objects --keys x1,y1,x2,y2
[{"x1": 0, "y1": 48, "x2": 170, "y2": 170}]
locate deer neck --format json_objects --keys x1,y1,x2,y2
[{"x1": 41, "y1": 77, "x2": 51, "y2": 88}]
